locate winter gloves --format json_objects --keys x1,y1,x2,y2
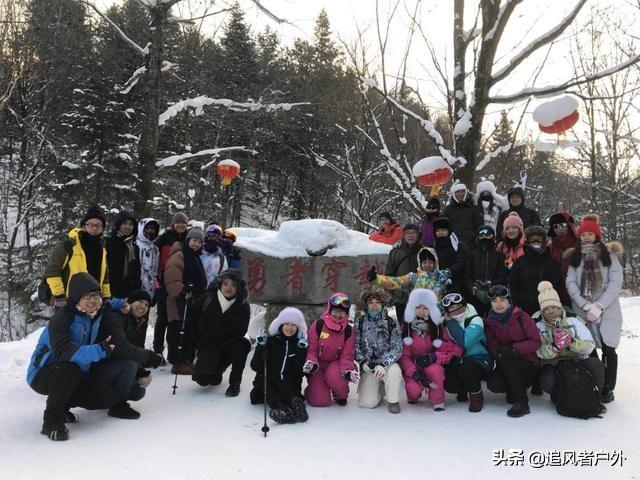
[
  {"x1": 256, "y1": 328, "x2": 267, "y2": 347},
  {"x1": 342, "y1": 370, "x2": 360, "y2": 383},
  {"x1": 303, "y1": 360, "x2": 319, "y2": 375},
  {"x1": 297, "y1": 335, "x2": 308, "y2": 349},
  {"x1": 553, "y1": 328, "x2": 572, "y2": 351},
  {"x1": 472, "y1": 280, "x2": 491, "y2": 304},
  {"x1": 53, "y1": 295, "x2": 67, "y2": 308},
  {"x1": 137, "y1": 371, "x2": 152, "y2": 388},
  {"x1": 495, "y1": 344, "x2": 519, "y2": 361},
  {"x1": 415, "y1": 353, "x2": 437, "y2": 368},
  {"x1": 411, "y1": 369, "x2": 437, "y2": 389},
  {"x1": 367, "y1": 265, "x2": 377, "y2": 282},
  {"x1": 585, "y1": 302, "x2": 605, "y2": 323},
  {"x1": 144, "y1": 352, "x2": 164, "y2": 369}
]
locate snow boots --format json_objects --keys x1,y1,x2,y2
[
  {"x1": 469, "y1": 390, "x2": 484, "y2": 412},
  {"x1": 269, "y1": 406, "x2": 296, "y2": 424},
  {"x1": 290, "y1": 397, "x2": 309, "y2": 422},
  {"x1": 432, "y1": 402, "x2": 445, "y2": 411},
  {"x1": 225, "y1": 383, "x2": 241, "y2": 397},
  {"x1": 507, "y1": 402, "x2": 530, "y2": 418},
  {"x1": 108, "y1": 401, "x2": 141, "y2": 419},
  {"x1": 41, "y1": 423, "x2": 69, "y2": 441},
  {"x1": 388, "y1": 402, "x2": 401, "y2": 414}
]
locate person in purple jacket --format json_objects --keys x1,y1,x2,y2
[
  {"x1": 420, "y1": 197, "x2": 440, "y2": 247},
  {"x1": 484, "y1": 285, "x2": 541, "y2": 418}
]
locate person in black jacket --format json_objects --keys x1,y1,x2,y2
[
  {"x1": 432, "y1": 216, "x2": 467, "y2": 294},
  {"x1": 384, "y1": 224, "x2": 421, "y2": 323},
  {"x1": 508, "y1": 226, "x2": 564, "y2": 316},
  {"x1": 192, "y1": 270, "x2": 251, "y2": 397},
  {"x1": 443, "y1": 183, "x2": 483, "y2": 247},
  {"x1": 106, "y1": 211, "x2": 141, "y2": 298},
  {"x1": 496, "y1": 186, "x2": 542, "y2": 241},
  {"x1": 464, "y1": 225, "x2": 507, "y2": 315},
  {"x1": 250, "y1": 307, "x2": 309, "y2": 424}
]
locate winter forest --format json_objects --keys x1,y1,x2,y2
[{"x1": 1, "y1": 0, "x2": 640, "y2": 341}]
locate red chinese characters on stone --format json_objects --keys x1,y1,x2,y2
[
  {"x1": 247, "y1": 257, "x2": 267, "y2": 294},
  {"x1": 321, "y1": 258, "x2": 348, "y2": 291},
  {"x1": 280, "y1": 259, "x2": 310, "y2": 292},
  {"x1": 353, "y1": 259, "x2": 385, "y2": 285}
]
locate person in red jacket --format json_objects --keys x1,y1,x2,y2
[
  {"x1": 369, "y1": 211, "x2": 403, "y2": 245},
  {"x1": 484, "y1": 285, "x2": 541, "y2": 418}
]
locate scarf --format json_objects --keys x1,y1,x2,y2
[
  {"x1": 79, "y1": 232, "x2": 103, "y2": 284},
  {"x1": 217, "y1": 289, "x2": 236, "y2": 313},
  {"x1": 488, "y1": 307, "x2": 513, "y2": 326},
  {"x1": 580, "y1": 243, "x2": 603, "y2": 300},
  {"x1": 181, "y1": 245, "x2": 207, "y2": 296},
  {"x1": 117, "y1": 231, "x2": 138, "y2": 279}
]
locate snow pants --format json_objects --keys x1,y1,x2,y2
[
  {"x1": 193, "y1": 338, "x2": 251, "y2": 386},
  {"x1": 444, "y1": 361, "x2": 488, "y2": 394},
  {"x1": 305, "y1": 360, "x2": 349, "y2": 407},
  {"x1": 153, "y1": 287, "x2": 168, "y2": 354},
  {"x1": 487, "y1": 358, "x2": 539, "y2": 404},
  {"x1": 404, "y1": 363, "x2": 446, "y2": 404},
  {"x1": 358, "y1": 363, "x2": 402, "y2": 408},
  {"x1": 31, "y1": 362, "x2": 120, "y2": 425}
]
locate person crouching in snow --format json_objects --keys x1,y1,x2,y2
[
  {"x1": 441, "y1": 292, "x2": 494, "y2": 412},
  {"x1": 401, "y1": 288, "x2": 462, "y2": 411},
  {"x1": 368, "y1": 246, "x2": 451, "y2": 300},
  {"x1": 533, "y1": 281, "x2": 605, "y2": 401},
  {"x1": 250, "y1": 308, "x2": 309, "y2": 424},
  {"x1": 191, "y1": 270, "x2": 251, "y2": 397},
  {"x1": 484, "y1": 285, "x2": 542, "y2": 418},
  {"x1": 566, "y1": 214, "x2": 624, "y2": 404},
  {"x1": 304, "y1": 293, "x2": 356, "y2": 407},
  {"x1": 354, "y1": 286, "x2": 403, "y2": 413},
  {"x1": 27, "y1": 273, "x2": 141, "y2": 441}
]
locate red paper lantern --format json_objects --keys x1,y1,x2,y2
[
  {"x1": 538, "y1": 110, "x2": 579, "y2": 134},
  {"x1": 216, "y1": 159, "x2": 241, "y2": 186},
  {"x1": 533, "y1": 96, "x2": 579, "y2": 135},
  {"x1": 412, "y1": 156, "x2": 453, "y2": 196}
]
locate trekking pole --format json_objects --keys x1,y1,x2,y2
[
  {"x1": 172, "y1": 286, "x2": 193, "y2": 395},
  {"x1": 261, "y1": 347, "x2": 270, "y2": 438}
]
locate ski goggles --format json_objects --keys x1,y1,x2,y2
[
  {"x1": 442, "y1": 293, "x2": 464, "y2": 309},
  {"x1": 489, "y1": 284, "x2": 511, "y2": 299},
  {"x1": 477, "y1": 228, "x2": 494, "y2": 239},
  {"x1": 330, "y1": 294, "x2": 351, "y2": 309},
  {"x1": 552, "y1": 222, "x2": 568, "y2": 230}
]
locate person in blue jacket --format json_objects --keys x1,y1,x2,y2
[{"x1": 27, "y1": 272, "x2": 146, "y2": 441}]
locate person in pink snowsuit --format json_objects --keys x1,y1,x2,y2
[
  {"x1": 304, "y1": 293, "x2": 357, "y2": 407},
  {"x1": 400, "y1": 288, "x2": 462, "y2": 411}
]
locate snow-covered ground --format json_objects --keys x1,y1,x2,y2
[{"x1": 1, "y1": 298, "x2": 639, "y2": 480}]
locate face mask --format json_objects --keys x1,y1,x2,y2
[
  {"x1": 451, "y1": 311, "x2": 466, "y2": 320},
  {"x1": 481, "y1": 200, "x2": 490, "y2": 209},
  {"x1": 529, "y1": 243, "x2": 543, "y2": 252}
]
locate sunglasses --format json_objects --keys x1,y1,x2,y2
[
  {"x1": 330, "y1": 295, "x2": 351, "y2": 309},
  {"x1": 553, "y1": 223, "x2": 568, "y2": 229},
  {"x1": 442, "y1": 293, "x2": 463, "y2": 308},
  {"x1": 489, "y1": 285, "x2": 510, "y2": 299},
  {"x1": 477, "y1": 230, "x2": 494, "y2": 239}
]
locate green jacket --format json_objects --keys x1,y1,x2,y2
[{"x1": 534, "y1": 310, "x2": 595, "y2": 366}]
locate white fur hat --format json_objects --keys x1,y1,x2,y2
[
  {"x1": 404, "y1": 289, "x2": 442, "y2": 326},
  {"x1": 450, "y1": 182, "x2": 468, "y2": 194},
  {"x1": 475, "y1": 180, "x2": 509, "y2": 209},
  {"x1": 268, "y1": 307, "x2": 307, "y2": 338}
]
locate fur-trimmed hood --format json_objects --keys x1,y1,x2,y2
[
  {"x1": 416, "y1": 246, "x2": 440, "y2": 271},
  {"x1": 474, "y1": 180, "x2": 509, "y2": 210},
  {"x1": 268, "y1": 307, "x2": 307, "y2": 338},
  {"x1": 358, "y1": 285, "x2": 392, "y2": 309},
  {"x1": 404, "y1": 288, "x2": 442, "y2": 325}
]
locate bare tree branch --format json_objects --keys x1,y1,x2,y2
[{"x1": 81, "y1": 1, "x2": 147, "y2": 56}]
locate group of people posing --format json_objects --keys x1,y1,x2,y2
[{"x1": 26, "y1": 178, "x2": 625, "y2": 441}]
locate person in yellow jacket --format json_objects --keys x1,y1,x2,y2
[{"x1": 44, "y1": 207, "x2": 111, "y2": 307}]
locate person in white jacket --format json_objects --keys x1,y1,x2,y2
[
  {"x1": 136, "y1": 218, "x2": 160, "y2": 299},
  {"x1": 565, "y1": 214, "x2": 624, "y2": 404},
  {"x1": 474, "y1": 180, "x2": 508, "y2": 231}
]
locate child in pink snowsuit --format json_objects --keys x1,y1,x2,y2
[
  {"x1": 304, "y1": 293, "x2": 357, "y2": 407},
  {"x1": 400, "y1": 288, "x2": 462, "y2": 411}
]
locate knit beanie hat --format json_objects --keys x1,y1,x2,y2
[
  {"x1": 403, "y1": 223, "x2": 420, "y2": 233},
  {"x1": 450, "y1": 182, "x2": 467, "y2": 194},
  {"x1": 81, "y1": 206, "x2": 106, "y2": 228},
  {"x1": 525, "y1": 225, "x2": 547, "y2": 243},
  {"x1": 577, "y1": 213, "x2": 602, "y2": 238},
  {"x1": 205, "y1": 224, "x2": 223, "y2": 238},
  {"x1": 186, "y1": 226, "x2": 204, "y2": 241},
  {"x1": 537, "y1": 281, "x2": 562, "y2": 310},
  {"x1": 426, "y1": 198, "x2": 441, "y2": 210},
  {"x1": 433, "y1": 216, "x2": 451, "y2": 232},
  {"x1": 418, "y1": 248, "x2": 436, "y2": 264},
  {"x1": 503, "y1": 212, "x2": 523, "y2": 232},
  {"x1": 127, "y1": 289, "x2": 152, "y2": 305},
  {"x1": 172, "y1": 212, "x2": 189, "y2": 225},
  {"x1": 379, "y1": 211, "x2": 394, "y2": 223}
]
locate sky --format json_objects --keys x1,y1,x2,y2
[{"x1": 94, "y1": 0, "x2": 640, "y2": 163}]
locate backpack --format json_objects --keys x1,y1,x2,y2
[
  {"x1": 553, "y1": 360, "x2": 603, "y2": 419},
  {"x1": 315, "y1": 319, "x2": 352, "y2": 341},
  {"x1": 38, "y1": 241, "x2": 74, "y2": 305}
]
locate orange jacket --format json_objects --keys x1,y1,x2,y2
[{"x1": 369, "y1": 222, "x2": 403, "y2": 245}]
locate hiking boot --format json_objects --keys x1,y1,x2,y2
[
  {"x1": 269, "y1": 407, "x2": 296, "y2": 424},
  {"x1": 171, "y1": 362, "x2": 193, "y2": 375},
  {"x1": 388, "y1": 402, "x2": 401, "y2": 414},
  {"x1": 41, "y1": 423, "x2": 69, "y2": 441},
  {"x1": 457, "y1": 392, "x2": 468, "y2": 402},
  {"x1": 530, "y1": 382, "x2": 543, "y2": 396},
  {"x1": 335, "y1": 398, "x2": 347, "y2": 406},
  {"x1": 601, "y1": 390, "x2": 615, "y2": 404},
  {"x1": 407, "y1": 400, "x2": 418, "y2": 405},
  {"x1": 63, "y1": 410, "x2": 78, "y2": 423},
  {"x1": 432, "y1": 402, "x2": 445, "y2": 412},
  {"x1": 225, "y1": 383, "x2": 241, "y2": 397},
  {"x1": 600, "y1": 404, "x2": 608, "y2": 414},
  {"x1": 290, "y1": 397, "x2": 309, "y2": 422},
  {"x1": 108, "y1": 402, "x2": 141, "y2": 420},
  {"x1": 469, "y1": 391, "x2": 484, "y2": 412},
  {"x1": 507, "y1": 402, "x2": 530, "y2": 418}
]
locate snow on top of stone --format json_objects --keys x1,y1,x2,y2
[
  {"x1": 235, "y1": 219, "x2": 391, "y2": 258},
  {"x1": 532, "y1": 95, "x2": 579, "y2": 126}
]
